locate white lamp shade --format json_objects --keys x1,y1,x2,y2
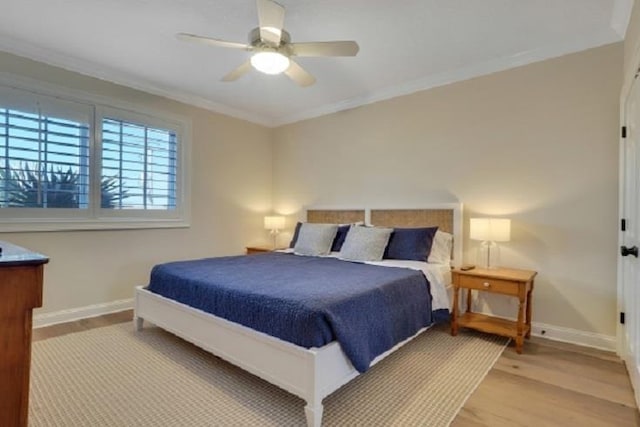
[
  {"x1": 264, "y1": 215, "x2": 285, "y2": 231},
  {"x1": 469, "y1": 218, "x2": 511, "y2": 242}
]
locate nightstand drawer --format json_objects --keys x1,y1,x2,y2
[{"x1": 458, "y1": 275, "x2": 519, "y2": 296}]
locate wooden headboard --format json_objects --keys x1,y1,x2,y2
[
  {"x1": 306, "y1": 209, "x2": 365, "y2": 224},
  {"x1": 369, "y1": 209, "x2": 453, "y2": 233},
  {"x1": 305, "y1": 205, "x2": 462, "y2": 265}
]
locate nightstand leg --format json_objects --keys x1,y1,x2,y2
[
  {"x1": 451, "y1": 285, "x2": 459, "y2": 336},
  {"x1": 466, "y1": 289, "x2": 472, "y2": 312},
  {"x1": 525, "y1": 288, "x2": 533, "y2": 339},
  {"x1": 516, "y1": 294, "x2": 525, "y2": 354}
]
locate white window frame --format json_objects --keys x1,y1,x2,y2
[{"x1": 0, "y1": 73, "x2": 191, "y2": 232}]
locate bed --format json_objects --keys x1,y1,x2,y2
[{"x1": 134, "y1": 205, "x2": 462, "y2": 426}]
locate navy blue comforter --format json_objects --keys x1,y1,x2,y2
[{"x1": 148, "y1": 252, "x2": 433, "y2": 372}]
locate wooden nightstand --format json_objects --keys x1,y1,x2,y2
[
  {"x1": 246, "y1": 246, "x2": 287, "y2": 255},
  {"x1": 245, "y1": 246, "x2": 273, "y2": 255},
  {"x1": 451, "y1": 267, "x2": 537, "y2": 353}
]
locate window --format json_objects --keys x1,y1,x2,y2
[
  {"x1": 0, "y1": 82, "x2": 189, "y2": 231},
  {"x1": 1, "y1": 107, "x2": 90, "y2": 209},
  {"x1": 101, "y1": 117, "x2": 177, "y2": 210}
]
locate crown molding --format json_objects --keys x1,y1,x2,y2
[
  {"x1": 273, "y1": 31, "x2": 623, "y2": 126},
  {"x1": 0, "y1": 36, "x2": 276, "y2": 127},
  {"x1": 611, "y1": 0, "x2": 634, "y2": 39},
  {"x1": 0, "y1": 28, "x2": 623, "y2": 129}
]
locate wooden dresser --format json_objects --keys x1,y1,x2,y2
[{"x1": 0, "y1": 242, "x2": 48, "y2": 427}]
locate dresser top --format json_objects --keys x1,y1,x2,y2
[{"x1": 0, "y1": 241, "x2": 49, "y2": 266}]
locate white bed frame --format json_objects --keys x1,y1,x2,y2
[
  {"x1": 134, "y1": 204, "x2": 462, "y2": 426},
  {"x1": 135, "y1": 288, "x2": 429, "y2": 426}
]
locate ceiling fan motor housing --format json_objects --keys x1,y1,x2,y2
[{"x1": 249, "y1": 27, "x2": 290, "y2": 47}]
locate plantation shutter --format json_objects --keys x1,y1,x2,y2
[
  {"x1": 0, "y1": 86, "x2": 91, "y2": 209},
  {"x1": 101, "y1": 117, "x2": 177, "y2": 210},
  {"x1": 0, "y1": 82, "x2": 188, "y2": 231}
]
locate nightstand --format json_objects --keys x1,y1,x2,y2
[
  {"x1": 451, "y1": 267, "x2": 537, "y2": 353},
  {"x1": 245, "y1": 246, "x2": 273, "y2": 255},
  {"x1": 246, "y1": 246, "x2": 287, "y2": 255}
]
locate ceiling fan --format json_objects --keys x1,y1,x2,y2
[{"x1": 177, "y1": 0, "x2": 359, "y2": 87}]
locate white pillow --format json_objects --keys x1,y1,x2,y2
[
  {"x1": 294, "y1": 223, "x2": 339, "y2": 256},
  {"x1": 339, "y1": 225, "x2": 393, "y2": 262},
  {"x1": 427, "y1": 230, "x2": 453, "y2": 264}
]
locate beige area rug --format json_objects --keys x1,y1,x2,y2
[{"x1": 30, "y1": 323, "x2": 508, "y2": 427}]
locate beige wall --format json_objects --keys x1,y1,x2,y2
[
  {"x1": 273, "y1": 43, "x2": 623, "y2": 337},
  {"x1": 0, "y1": 51, "x2": 274, "y2": 315}
]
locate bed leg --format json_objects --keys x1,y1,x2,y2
[
  {"x1": 304, "y1": 400, "x2": 323, "y2": 427},
  {"x1": 134, "y1": 316, "x2": 144, "y2": 331}
]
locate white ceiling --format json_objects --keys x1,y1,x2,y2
[{"x1": 0, "y1": 0, "x2": 632, "y2": 127}]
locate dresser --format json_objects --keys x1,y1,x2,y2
[{"x1": 0, "y1": 242, "x2": 48, "y2": 427}]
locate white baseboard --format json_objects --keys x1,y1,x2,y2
[
  {"x1": 530, "y1": 321, "x2": 616, "y2": 352},
  {"x1": 34, "y1": 298, "x2": 133, "y2": 329},
  {"x1": 32, "y1": 298, "x2": 617, "y2": 351},
  {"x1": 460, "y1": 294, "x2": 618, "y2": 352}
]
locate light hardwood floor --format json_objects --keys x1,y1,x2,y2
[
  {"x1": 34, "y1": 311, "x2": 639, "y2": 426},
  {"x1": 454, "y1": 336, "x2": 639, "y2": 427}
]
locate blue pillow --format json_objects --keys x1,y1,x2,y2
[
  {"x1": 331, "y1": 224, "x2": 351, "y2": 252},
  {"x1": 289, "y1": 222, "x2": 302, "y2": 248},
  {"x1": 383, "y1": 227, "x2": 439, "y2": 261}
]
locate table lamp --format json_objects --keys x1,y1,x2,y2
[
  {"x1": 469, "y1": 218, "x2": 511, "y2": 269},
  {"x1": 264, "y1": 215, "x2": 285, "y2": 249}
]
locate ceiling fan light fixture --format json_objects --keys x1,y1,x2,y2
[{"x1": 250, "y1": 51, "x2": 290, "y2": 75}]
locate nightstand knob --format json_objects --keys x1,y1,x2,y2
[{"x1": 483, "y1": 282, "x2": 491, "y2": 288}]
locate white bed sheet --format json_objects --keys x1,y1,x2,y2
[
  {"x1": 276, "y1": 249, "x2": 452, "y2": 311},
  {"x1": 361, "y1": 259, "x2": 451, "y2": 311}
]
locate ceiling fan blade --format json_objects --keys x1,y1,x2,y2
[
  {"x1": 289, "y1": 41, "x2": 360, "y2": 57},
  {"x1": 256, "y1": 0, "x2": 285, "y2": 46},
  {"x1": 177, "y1": 33, "x2": 251, "y2": 50},
  {"x1": 222, "y1": 60, "x2": 253, "y2": 82},
  {"x1": 284, "y1": 60, "x2": 316, "y2": 87}
]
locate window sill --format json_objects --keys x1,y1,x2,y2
[{"x1": 0, "y1": 218, "x2": 190, "y2": 233}]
